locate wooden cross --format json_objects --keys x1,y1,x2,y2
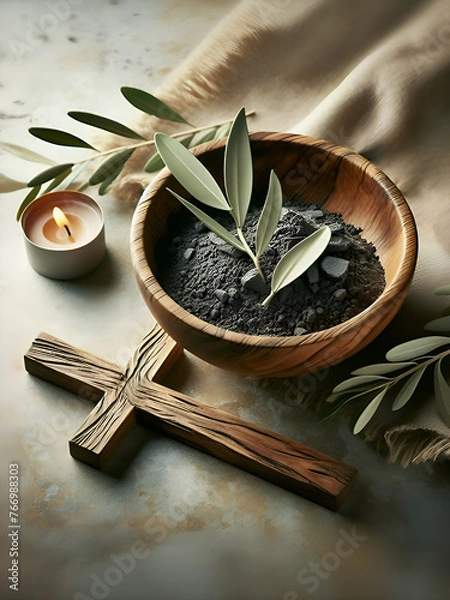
[{"x1": 24, "y1": 323, "x2": 357, "y2": 510}]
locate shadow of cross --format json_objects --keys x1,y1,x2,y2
[{"x1": 24, "y1": 323, "x2": 357, "y2": 511}]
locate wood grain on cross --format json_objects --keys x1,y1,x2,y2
[{"x1": 24, "y1": 323, "x2": 357, "y2": 510}]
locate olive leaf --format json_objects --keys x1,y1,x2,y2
[
  {"x1": 50, "y1": 162, "x2": 89, "y2": 193},
  {"x1": 191, "y1": 128, "x2": 218, "y2": 146},
  {"x1": 386, "y1": 336, "x2": 450, "y2": 361},
  {"x1": 321, "y1": 388, "x2": 376, "y2": 419},
  {"x1": 167, "y1": 188, "x2": 245, "y2": 252},
  {"x1": 436, "y1": 285, "x2": 450, "y2": 295},
  {"x1": 28, "y1": 127, "x2": 95, "y2": 150},
  {"x1": 262, "y1": 226, "x2": 331, "y2": 306},
  {"x1": 68, "y1": 111, "x2": 145, "y2": 140},
  {"x1": 154, "y1": 132, "x2": 229, "y2": 210},
  {"x1": 0, "y1": 173, "x2": 28, "y2": 192},
  {"x1": 16, "y1": 185, "x2": 41, "y2": 220},
  {"x1": 391, "y1": 364, "x2": 428, "y2": 411},
  {"x1": 89, "y1": 148, "x2": 135, "y2": 186},
  {"x1": 121, "y1": 87, "x2": 191, "y2": 125},
  {"x1": 224, "y1": 107, "x2": 253, "y2": 229},
  {"x1": 333, "y1": 374, "x2": 389, "y2": 393},
  {"x1": 353, "y1": 388, "x2": 388, "y2": 434},
  {"x1": 144, "y1": 134, "x2": 194, "y2": 173},
  {"x1": 27, "y1": 163, "x2": 74, "y2": 187},
  {"x1": 42, "y1": 165, "x2": 73, "y2": 193},
  {"x1": 255, "y1": 170, "x2": 282, "y2": 258},
  {"x1": 424, "y1": 316, "x2": 450, "y2": 332},
  {"x1": 434, "y1": 358, "x2": 450, "y2": 427},
  {"x1": 351, "y1": 362, "x2": 416, "y2": 376},
  {"x1": 214, "y1": 122, "x2": 232, "y2": 139},
  {"x1": 0, "y1": 142, "x2": 56, "y2": 165}
]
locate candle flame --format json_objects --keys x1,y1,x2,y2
[{"x1": 53, "y1": 206, "x2": 72, "y2": 237}]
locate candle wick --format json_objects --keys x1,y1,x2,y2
[{"x1": 64, "y1": 224, "x2": 72, "y2": 237}]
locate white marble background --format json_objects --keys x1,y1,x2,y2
[{"x1": 0, "y1": 2, "x2": 449, "y2": 600}]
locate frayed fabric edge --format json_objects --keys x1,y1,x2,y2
[{"x1": 365, "y1": 422, "x2": 450, "y2": 468}]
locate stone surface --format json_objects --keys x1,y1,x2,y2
[
  {"x1": 241, "y1": 268, "x2": 270, "y2": 295},
  {"x1": 320, "y1": 256, "x2": 350, "y2": 281}
]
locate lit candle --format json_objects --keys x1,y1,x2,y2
[{"x1": 20, "y1": 191, "x2": 106, "y2": 279}]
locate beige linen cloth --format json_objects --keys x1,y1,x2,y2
[{"x1": 109, "y1": 0, "x2": 450, "y2": 465}]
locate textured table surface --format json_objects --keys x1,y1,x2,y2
[{"x1": 0, "y1": 2, "x2": 449, "y2": 600}]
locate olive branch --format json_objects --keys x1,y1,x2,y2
[
  {"x1": 154, "y1": 107, "x2": 331, "y2": 307},
  {"x1": 0, "y1": 86, "x2": 253, "y2": 220},
  {"x1": 321, "y1": 284, "x2": 450, "y2": 433}
]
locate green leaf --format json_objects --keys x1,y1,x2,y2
[
  {"x1": 264, "y1": 226, "x2": 331, "y2": 305},
  {"x1": 98, "y1": 171, "x2": 119, "y2": 195},
  {"x1": 97, "y1": 158, "x2": 126, "y2": 195},
  {"x1": 167, "y1": 188, "x2": 245, "y2": 252},
  {"x1": 321, "y1": 388, "x2": 375, "y2": 419},
  {"x1": 436, "y1": 285, "x2": 450, "y2": 295},
  {"x1": 50, "y1": 162, "x2": 89, "y2": 193},
  {"x1": 333, "y1": 374, "x2": 389, "y2": 393},
  {"x1": 434, "y1": 358, "x2": 450, "y2": 427},
  {"x1": 351, "y1": 362, "x2": 416, "y2": 376},
  {"x1": 144, "y1": 151, "x2": 165, "y2": 173},
  {"x1": 144, "y1": 135, "x2": 193, "y2": 173},
  {"x1": 214, "y1": 122, "x2": 231, "y2": 139},
  {"x1": 224, "y1": 107, "x2": 253, "y2": 228},
  {"x1": 392, "y1": 364, "x2": 428, "y2": 411},
  {"x1": 386, "y1": 336, "x2": 450, "y2": 361},
  {"x1": 192, "y1": 128, "x2": 217, "y2": 146},
  {"x1": 424, "y1": 316, "x2": 450, "y2": 333},
  {"x1": 155, "y1": 133, "x2": 229, "y2": 210},
  {"x1": 68, "y1": 111, "x2": 145, "y2": 140},
  {"x1": 28, "y1": 127, "x2": 95, "y2": 150},
  {"x1": 43, "y1": 165, "x2": 73, "y2": 193},
  {"x1": 353, "y1": 388, "x2": 388, "y2": 434},
  {"x1": 0, "y1": 141, "x2": 56, "y2": 165},
  {"x1": 177, "y1": 133, "x2": 195, "y2": 148},
  {"x1": 121, "y1": 87, "x2": 190, "y2": 124},
  {"x1": 89, "y1": 148, "x2": 134, "y2": 185},
  {"x1": 0, "y1": 173, "x2": 28, "y2": 192},
  {"x1": 255, "y1": 170, "x2": 282, "y2": 258},
  {"x1": 16, "y1": 185, "x2": 41, "y2": 220},
  {"x1": 27, "y1": 163, "x2": 74, "y2": 187}
]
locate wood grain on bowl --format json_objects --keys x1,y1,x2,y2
[{"x1": 131, "y1": 132, "x2": 417, "y2": 378}]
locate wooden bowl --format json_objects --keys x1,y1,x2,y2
[{"x1": 131, "y1": 132, "x2": 417, "y2": 378}]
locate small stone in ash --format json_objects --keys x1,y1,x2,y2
[
  {"x1": 184, "y1": 248, "x2": 195, "y2": 260},
  {"x1": 328, "y1": 222, "x2": 344, "y2": 234},
  {"x1": 294, "y1": 326, "x2": 307, "y2": 335},
  {"x1": 228, "y1": 288, "x2": 241, "y2": 307},
  {"x1": 209, "y1": 307, "x2": 220, "y2": 319},
  {"x1": 328, "y1": 235, "x2": 350, "y2": 252},
  {"x1": 307, "y1": 264, "x2": 319, "y2": 285},
  {"x1": 334, "y1": 288, "x2": 348, "y2": 301},
  {"x1": 215, "y1": 289, "x2": 229, "y2": 303},
  {"x1": 194, "y1": 221, "x2": 208, "y2": 233},
  {"x1": 302, "y1": 209, "x2": 323, "y2": 219},
  {"x1": 208, "y1": 232, "x2": 241, "y2": 258},
  {"x1": 304, "y1": 308, "x2": 317, "y2": 324},
  {"x1": 320, "y1": 256, "x2": 349, "y2": 281},
  {"x1": 241, "y1": 268, "x2": 270, "y2": 295}
]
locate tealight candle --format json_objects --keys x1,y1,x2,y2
[{"x1": 20, "y1": 190, "x2": 106, "y2": 279}]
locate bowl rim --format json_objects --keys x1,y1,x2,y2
[{"x1": 131, "y1": 131, "x2": 418, "y2": 349}]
